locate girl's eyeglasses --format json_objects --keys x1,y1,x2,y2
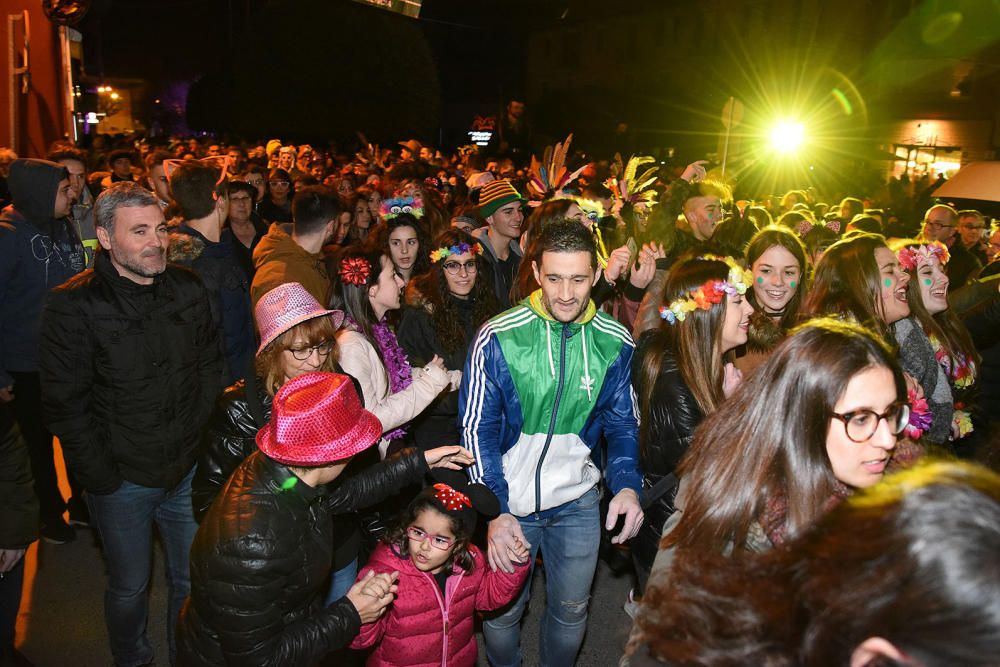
[
  {"x1": 830, "y1": 402, "x2": 909, "y2": 443},
  {"x1": 442, "y1": 260, "x2": 477, "y2": 276},
  {"x1": 407, "y1": 526, "x2": 454, "y2": 550}
]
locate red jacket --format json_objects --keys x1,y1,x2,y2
[{"x1": 350, "y1": 542, "x2": 529, "y2": 666}]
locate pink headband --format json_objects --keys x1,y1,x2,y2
[{"x1": 897, "y1": 242, "x2": 950, "y2": 271}]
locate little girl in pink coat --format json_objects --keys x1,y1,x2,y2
[{"x1": 350, "y1": 470, "x2": 530, "y2": 666}]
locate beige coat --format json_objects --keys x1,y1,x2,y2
[{"x1": 336, "y1": 329, "x2": 457, "y2": 457}]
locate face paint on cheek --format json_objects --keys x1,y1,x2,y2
[
  {"x1": 924, "y1": 278, "x2": 932, "y2": 286},
  {"x1": 789, "y1": 280, "x2": 797, "y2": 289},
  {"x1": 756, "y1": 276, "x2": 764, "y2": 284},
  {"x1": 884, "y1": 278, "x2": 893, "y2": 288}
]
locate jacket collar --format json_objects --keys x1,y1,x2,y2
[
  {"x1": 256, "y1": 452, "x2": 328, "y2": 506},
  {"x1": 526, "y1": 289, "x2": 596, "y2": 327}
]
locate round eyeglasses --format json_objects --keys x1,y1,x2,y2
[
  {"x1": 830, "y1": 402, "x2": 910, "y2": 443},
  {"x1": 442, "y1": 260, "x2": 478, "y2": 276},
  {"x1": 286, "y1": 340, "x2": 334, "y2": 361},
  {"x1": 406, "y1": 526, "x2": 454, "y2": 550}
]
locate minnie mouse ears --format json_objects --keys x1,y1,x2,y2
[{"x1": 427, "y1": 468, "x2": 501, "y2": 521}]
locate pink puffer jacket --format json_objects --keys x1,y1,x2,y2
[{"x1": 350, "y1": 542, "x2": 529, "y2": 666}]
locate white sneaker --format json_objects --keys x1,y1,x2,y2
[{"x1": 623, "y1": 588, "x2": 640, "y2": 619}]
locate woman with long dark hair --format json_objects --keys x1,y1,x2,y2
[
  {"x1": 738, "y1": 226, "x2": 808, "y2": 374},
  {"x1": 370, "y1": 206, "x2": 431, "y2": 285},
  {"x1": 894, "y1": 239, "x2": 979, "y2": 448},
  {"x1": 648, "y1": 318, "x2": 907, "y2": 575},
  {"x1": 627, "y1": 460, "x2": 1000, "y2": 666},
  {"x1": 330, "y1": 248, "x2": 454, "y2": 458},
  {"x1": 397, "y1": 229, "x2": 500, "y2": 450},
  {"x1": 630, "y1": 255, "x2": 754, "y2": 593},
  {"x1": 258, "y1": 168, "x2": 293, "y2": 224}
]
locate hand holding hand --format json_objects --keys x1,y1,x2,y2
[
  {"x1": 488, "y1": 513, "x2": 531, "y2": 573},
  {"x1": 606, "y1": 489, "x2": 644, "y2": 545},
  {"x1": 424, "y1": 446, "x2": 474, "y2": 470},
  {"x1": 345, "y1": 570, "x2": 399, "y2": 624},
  {"x1": 427, "y1": 355, "x2": 447, "y2": 371}
]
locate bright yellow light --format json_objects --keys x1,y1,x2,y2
[
  {"x1": 110, "y1": 92, "x2": 120, "y2": 100},
  {"x1": 769, "y1": 121, "x2": 805, "y2": 154}
]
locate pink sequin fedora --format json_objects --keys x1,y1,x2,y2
[
  {"x1": 256, "y1": 372, "x2": 382, "y2": 466},
  {"x1": 255, "y1": 282, "x2": 344, "y2": 355}
]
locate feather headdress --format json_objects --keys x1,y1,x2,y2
[
  {"x1": 604, "y1": 153, "x2": 659, "y2": 216},
  {"x1": 527, "y1": 134, "x2": 587, "y2": 200}
]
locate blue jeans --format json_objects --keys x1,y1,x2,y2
[
  {"x1": 323, "y1": 558, "x2": 358, "y2": 606},
  {"x1": 86, "y1": 466, "x2": 198, "y2": 667},
  {"x1": 483, "y1": 486, "x2": 601, "y2": 667}
]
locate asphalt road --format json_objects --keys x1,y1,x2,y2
[{"x1": 14, "y1": 445, "x2": 637, "y2": 666}]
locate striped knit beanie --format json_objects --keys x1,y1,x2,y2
[{"x1": 478, "y1": 179, "x2": 525, "y2": 218}]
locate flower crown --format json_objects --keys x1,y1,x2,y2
[
  {"x1": 659, "y1": 255, "x2": 752, "y2": 325},
  {"x1": 433, "y1": 483, "x2": 472, "y2": 511},
  {"x1": 380, "y1": 196, "x2": 424, "y2": 221},
  {"x1": 339, "y1": 257, "x2": 371, "y2": 286},
  {"x1": 897, "y1": 241, "x2": 950, "y2": 272},
  {"x1": 430, "y1": 241, "x2": 482, "y2": 263},
  {"x1": 797, "y1": 218, "x2": 840, "y2": 237}
]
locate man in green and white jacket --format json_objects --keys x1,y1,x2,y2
[{"x1": 460, "y1": 220, "x2": 643, "y2": 667}]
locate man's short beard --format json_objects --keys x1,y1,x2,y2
[{"x1": 117, "y1": 248, "x2": 166, "y2": 278}]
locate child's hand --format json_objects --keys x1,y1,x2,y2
[
  {"x1": 424, "y1": 446, "x2": 474, "y2": 470},
  {"x1": 507, "y1": 536, "x2": 530, "y2": 564},
  {"x1": 346, "y1": 570, "x2": 400, "y2": 624}
]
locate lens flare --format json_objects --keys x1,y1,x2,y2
[{"x1": 769, "y1": 121, "x2": 805, "y2": 154}]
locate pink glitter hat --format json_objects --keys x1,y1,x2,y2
[
  {"x1": 255, "y1": 282, "x2": 344, "y2": 355},
  {"x1": 256, "y1": 372, "x2": 382, "y2": 466}
]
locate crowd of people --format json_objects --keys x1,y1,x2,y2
[{"x1": 0, "y1": 131, "x2": 999, "y2": 667}]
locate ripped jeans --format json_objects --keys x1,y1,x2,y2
[{"x1": 483, "y1": 486, "x2": 601, "y2": 667}]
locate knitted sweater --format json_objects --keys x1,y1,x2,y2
[{"x1": 894, "y1": 317, "x2": 953, "y2": 444}]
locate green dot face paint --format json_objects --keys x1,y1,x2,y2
[
  {"x1": 756, "y1": 276, "x2": 764, "y2": 284},
  {"x1": 884, "y1": 278, "x2": 893, "y2": 288},
  {"x1": 789, "y1": 280, "x2": 797, "y2": 289},
  {"x1": 924, "y1": 278, "x2": 932, "y2": 286}
]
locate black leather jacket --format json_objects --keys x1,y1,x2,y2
[
  {"x1": 631, "y1": 332, "x2": 703, "y2": 579},
  {"x1": 177, "y1": 448, "x2": 428, "y2": 666}
]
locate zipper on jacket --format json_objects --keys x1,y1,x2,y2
[
  {"x1": 535, "y1": 322, "x2": 569, "y2": 514},
  {"x1": 420, "y1": 568, "x2": 464, "y2": 666}
]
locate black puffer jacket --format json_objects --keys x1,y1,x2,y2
[
  {"x1": 177, "y1": 448, "x2": 429, "y2": 666},
  {"x1": 631, "y1": 331, "x2": 703, "y2": 588},
  {"x1": 39, "y1": 251, "x2": 221, "y2": 494},
  {"x1": 0, "y1": 404, "x2": 38, "y2": 550}
]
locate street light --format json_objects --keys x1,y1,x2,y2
[{"x1": 769, "y1": 121, "x2": 805, "y2": 154}]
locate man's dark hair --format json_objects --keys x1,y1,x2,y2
[
  {"x1": 170, "y1": 160, "x2": 224, "y2": 220},
  {"x1": 46, "y1": 147, "x2": 86, "y2": 166},
  {"x1": 533, "y1": 218, "x2": 597, "y2": 270},
  {"x1": 848, "y1": 214, "x2": 882, "y2": 234},
  {"x1": 293, "y1": 185, "x2": 342, "y2": 237}
]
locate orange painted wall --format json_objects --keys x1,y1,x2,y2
[{"x1": 0, "y1": 2, "x2": 67, "y2": 157}]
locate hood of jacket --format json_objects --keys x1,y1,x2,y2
[
  {"x1": 253, "y1": 222, "x2": 317, "y2": 268},
  {"x1": 472, "y1": 226, "x2": 522, "y2": 262},
  {"x1": 7, "y1": 159, "x2": 68, "y2": 227}
]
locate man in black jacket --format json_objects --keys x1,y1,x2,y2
[{"x1": 39, "y1": 182, "x2": 221, "y2": 667}]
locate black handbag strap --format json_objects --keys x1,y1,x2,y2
[{"x1": 640, "y1": 473, "x2": 679, "y2": 511}]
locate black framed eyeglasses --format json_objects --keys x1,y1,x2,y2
[
  {"x1": 442, "y1": 260, "x2": 477, "y2": 276},
  {"x1": 830, "y1": 402, "x2": 909, "y2": 443},
  {"x1": 287, "y1": 340, "x2": 334, "y2": 361}
]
